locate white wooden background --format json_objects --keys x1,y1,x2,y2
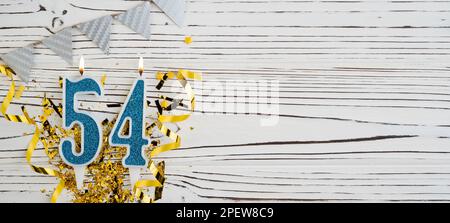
[{"x1": 0, "y1": 0, "x2": 450, "y2": 202}]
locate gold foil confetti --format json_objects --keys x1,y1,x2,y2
[
  {"x1": 184, "y1": 36, "x2": 192, "y2": 45},
  {"x1": 100, "y1": 74, "x2": 107, "y2": 87}
]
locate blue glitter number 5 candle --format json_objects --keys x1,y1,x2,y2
[{"x1": 60, "y1": 56, "x2": 104, "y2": 189}]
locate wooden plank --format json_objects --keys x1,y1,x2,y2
[{"x1": 0, "y1": 0, "x2": 449, "y2": 202}]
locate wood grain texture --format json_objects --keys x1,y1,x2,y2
[{"x1": 0, "y1": 0, "x2": 450, "y2": 202}]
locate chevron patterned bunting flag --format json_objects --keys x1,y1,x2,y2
[
  {"x1": 1, "y1": 45, "x2": 34, "y2": 82},
  {"x1": 1, "y1": 1, "x2": 188, "y2": 72},
  {"x1": 78, "y1": 15, "x2": 113, "y2": 54},
  {"x1": 117, "y1": 2, "x2": 152, "y2": 39},
  {"x1": 42, "y1": 27, "x2": 73, "y2": 65},
  {"x1": 153, "y1": 0, "x2": 185, "y2": 27}
]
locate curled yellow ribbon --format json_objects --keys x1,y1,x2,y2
[
  {"x1": 1, "y1": 65, "x2": 64, "y2": 202},
  {"x1": 155, "y1": 70, "x2": 202, "y2": 123},
  {"x1": 134, "y1": 160, "x2": 165, "y2": 203},
  {"x1": 133, "y1": 70, "x2": 201, "y2": 203},
  {"x1": 152, "y1": 70, "x2": 201, "y2": 157}
]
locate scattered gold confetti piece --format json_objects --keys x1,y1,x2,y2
[
  {"x1": 100, "y1": 74, "x2": 107, "y2": 87},
  {"x1": 184, "y1": 36, "x2": 192, "y2": 45}
]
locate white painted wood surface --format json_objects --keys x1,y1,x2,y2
[{"x1": 0, "y1": 0, "x2": 450, "y2": 202}]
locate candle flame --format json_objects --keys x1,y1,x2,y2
[
  {"x1": 138, "y1": 57, "x2": 144, "y2": 75},
  {"x1": 79, "y1": 56, "x2": 85, "y2": 75}
]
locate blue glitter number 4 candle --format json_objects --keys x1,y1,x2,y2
[
  {"x1": 110, "y1": 57, "x2": 149, "y2": 190},
  {"x1": 60, "y1": 56, "x2": 104, "y2": 189}
]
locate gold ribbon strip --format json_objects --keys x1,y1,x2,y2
[
  {"x1": 153, "y1": 69, "x2": 201, "y2": 157},
  {"x1": 155, "y1": 70, "x2": 202, "y2": 123},
  {"x1": 1, "y1": 65, "x2": 64, "y2": 202},
  {"x1": 51, "y1": 180, "x2": 65, "y2": 203},
  {"x1": 133, "y1": 70, "x2": 201, "y2": 203},
  {"x1": 0, "y1": 66, "x2": 33, "y2": 124},
  {"x1": 134, "y1": 160, "x2": 165, "y2": 203}
]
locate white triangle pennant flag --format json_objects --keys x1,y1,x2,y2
[
  {"x1": 42, "y1": 27, "x2": 73, "y2": 65},
  {"x1": 153, "y1": 0, "x2": 185, "y2": 27},
  {"x1": 1, "y1": 45, "x2": 34, "y2": 82},
  {"x1": 78, "y1": 15, "x2": 113, "y2": 54},
  {"x1": 117, "y1": 2, "x2": 152, "y2": 39}
]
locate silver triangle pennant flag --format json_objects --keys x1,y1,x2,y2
[
  {"x1": 1, "y1": 45, "x2": 34, "y2": 82},
  {"x1": 42, "y1": 27, "x2": 73, "y2": 65},
  {"x1": 153, "y1": 0, "x2": 186, "y2": 27},
  {"x1": 117, "y1": 2, "x2": 152, "y2": 39},
  {"x1": 78, "y1": 15, "x2": 113, "y2": 54}
]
